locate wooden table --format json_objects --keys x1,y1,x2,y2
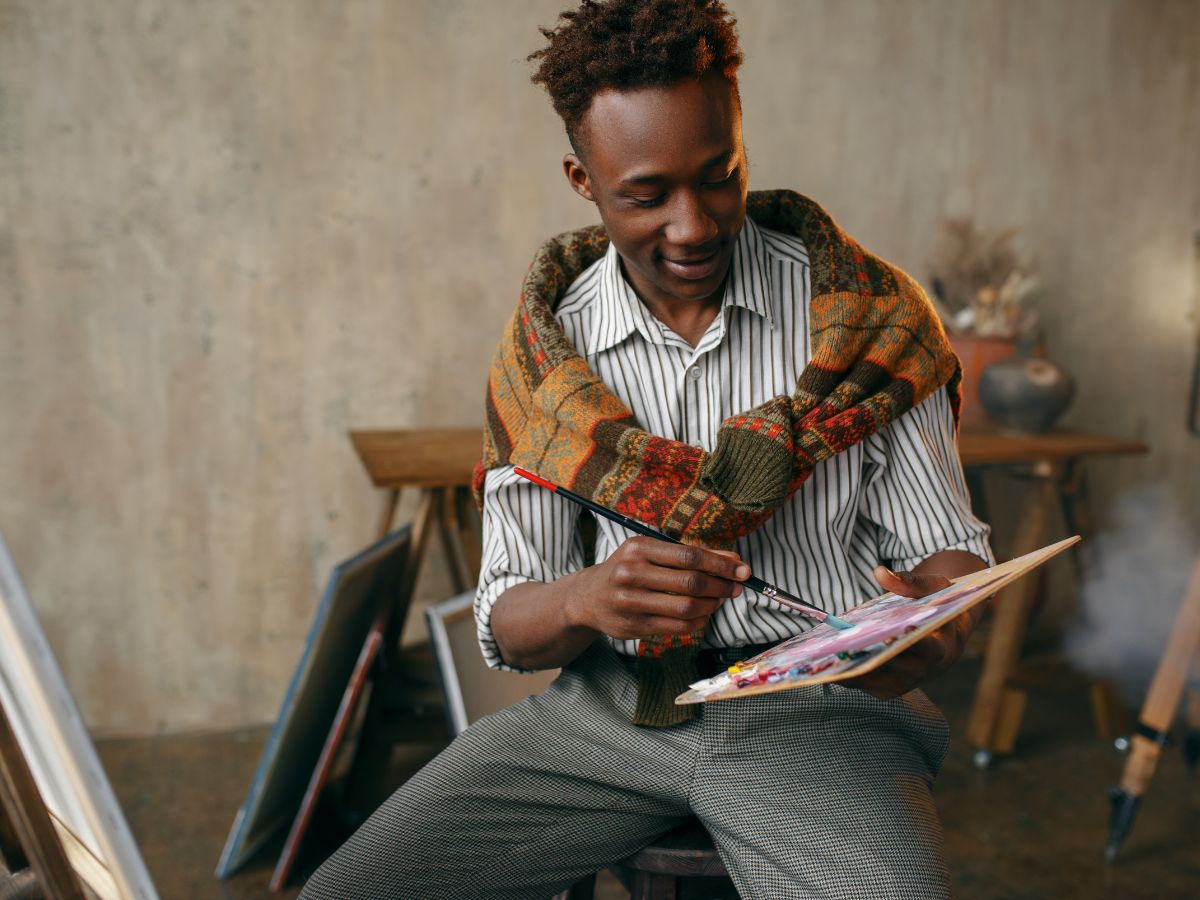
[{"x1": 958, "y1": 428, "x2": 1147, "y2": 767}]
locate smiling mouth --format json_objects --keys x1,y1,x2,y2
[{"x1": 661, "y1": 247, "x2": 722, "y2": 281}]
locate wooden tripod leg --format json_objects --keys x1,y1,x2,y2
[
  {"x1": 965, "y1": 473, "x2": 1057, "y2": 762},
  {"x1": 1107, "y1": 553, "x2": 1200, "y2": 861},
  {"x1": 0, "y1": 705, "x2": 86, "y2": 899}
]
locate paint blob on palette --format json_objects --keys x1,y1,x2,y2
[{"x1": 676, "y1": 536, "x2": 1081, "y2": 705}]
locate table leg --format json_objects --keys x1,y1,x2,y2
[
  {"x1": 386, "y1": 488, "x2": 439, "y2": 652},
  {"x1": 436, "y1": 489, "x2": 471, "y2": 595},
  {"x1": 375, "y1": 488, "x2": 401, "y2": 541},
  {"x1": 454, "y1": 486, "x2": 482, "y2": 581},
  {"x1": 989, "y1": 688, "x2": 1028, "y2": 755},
  {"x1": 1089, "y1": 681, "x2": 1128, "y2": 742},
  {"x1": 965, "y1": 472, "x2": 1058, "y2": 763}
]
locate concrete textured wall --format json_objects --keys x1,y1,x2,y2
[{"x1": 1, "y1": 0, "x2": 1197, "y2": 737}]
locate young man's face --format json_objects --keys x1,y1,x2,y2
[{"x1": 563, "y1": 72, "x2": 748, "y2": 310}]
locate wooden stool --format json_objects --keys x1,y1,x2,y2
[
  {"x1": 616, "y1": 819, "x2": 735, "y2": 899},
  {"x1": 558, "y1": 818, "x2": 736, "y2": 900}
]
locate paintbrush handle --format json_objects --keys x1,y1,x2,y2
[
  {"x1": 739, "y1": 575, "x2": 827, "y2": 620},
  {"x1": 513, "y1": 467, "x2": 834, "y2": 625}
]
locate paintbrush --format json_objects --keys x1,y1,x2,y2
[{"x1": 513, "y1": 467, "x2": 853, "y2": 630}]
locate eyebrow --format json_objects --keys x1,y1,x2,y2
[{"x1": 619, "y1": 150, "x2": 734, "y2": 186}]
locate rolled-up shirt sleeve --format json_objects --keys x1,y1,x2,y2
[
  {"x1": 858, "y1": 386, "x2": 995, "y2": 571},
  {"x1": 475, "y1": 465, "x2": 584, "y2": 672}
]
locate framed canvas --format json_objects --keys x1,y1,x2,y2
[
  {"x1": 217, "y1": 526, "x2": 412, "y2": 879},
  {"x1": 425, "y1": 592, "x2": 558, "y2": 737},
  {"x1": 0, "y1": 534, "x2": 159, "y2": 899}
]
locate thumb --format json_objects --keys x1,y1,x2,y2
[{"x1": 874, "y1": 566, "x2": 951, "y2": 599}]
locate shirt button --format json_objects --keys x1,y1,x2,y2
[{"x1": 688, "y1": 366, "x2": 702, "y2": 381}]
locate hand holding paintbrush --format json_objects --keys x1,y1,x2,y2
[{"x1": 514, "y1": 467, "x2": 853, "y2": 631}]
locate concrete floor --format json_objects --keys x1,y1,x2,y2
[{"x1": 96, "y1": 655, "x2": 1200, "y2": 899}]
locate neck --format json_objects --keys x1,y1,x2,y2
[
  {"x1": 620, "y1": 262, "x2": 727, "y2": 348},
  {"x1": 642, "y1": 294, "x2": 724, "y2": 348}
]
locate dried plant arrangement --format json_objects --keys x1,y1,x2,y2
[{"x1": 927, "y1": 218, "x2": 1039, "y2": 338}]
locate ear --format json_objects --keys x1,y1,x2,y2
[{"x1": 562, "y1": 153, "x2": 595, "y2": 202}]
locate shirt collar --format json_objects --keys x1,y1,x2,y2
[
  {"x1": 586, "y1": 217, "x2": 777, "y2": 355},
  {"x1": 722, "y1": 217, "x2": 776, "y2": 326}
]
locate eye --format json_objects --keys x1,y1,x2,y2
[
  {"x1": 703, "y1": 167, "x2": 737, "y2": 188},
  {"x1": 630, "y1": 194, "x2": 666, "y2": 208}
]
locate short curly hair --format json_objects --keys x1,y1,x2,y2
[{"x1": 529, "y1": 0, "x2": 743, "y2": 151}]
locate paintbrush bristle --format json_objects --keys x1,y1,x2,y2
[{"x1": 827, "y1": 614, "x2": 853, "y2": 630}]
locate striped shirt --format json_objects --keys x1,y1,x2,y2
[{"x1": 476, "y1": 218, "x2": 992, "y2": 670}]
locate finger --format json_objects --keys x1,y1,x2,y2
[
  {"x1": 622, "y1": 564, "x2": 743, "y2": 599},
  {"x1": 635, "y1": 539, "x2": 750, "y2": 581},
  {"x1": 710, "y1": 549, "x2": 751, "y2": 580},
  {"x1": 902, "y1": 635, "x2": 952, "y2": 669},
  {"x1": 614, "y1": 585, "x2": 724, "y2": 619},
  {"x1": 847, "y1": 654, "x2": 926, "y2": 699},
  {"x1": 873, "y1": 566, "x2": 951, "y2": 599},
  {"x1": 633, "y1": 592, "x2": 724, "y2": 619}
]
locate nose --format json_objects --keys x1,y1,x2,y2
[{"x1": 664, "y1": 191, "x2": 719, "y2": 249}]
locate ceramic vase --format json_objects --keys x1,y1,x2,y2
[{"x1": 978, "y1": 348, "x2": 1074, "y2": 433}]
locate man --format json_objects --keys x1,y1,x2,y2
[{"x1": 302, "y1": 1, "x2": 991, "y2": 897}]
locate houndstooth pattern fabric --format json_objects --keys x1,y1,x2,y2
[{"x1": 299, "y1": 639, "x2": 951, "y2": 900}]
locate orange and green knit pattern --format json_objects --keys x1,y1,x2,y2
[{"x1": 475, "y1": 190, "x2": 961, "y2": 726}]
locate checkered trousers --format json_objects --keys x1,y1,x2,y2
[{"x1": 299, "y1": 640, "x2": 951, "y2": 900}]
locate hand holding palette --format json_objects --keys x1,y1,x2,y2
[{"x1": 676, "y1": 536, "x2": 1080, "y2": 705}]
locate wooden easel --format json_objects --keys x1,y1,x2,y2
[
  {"x1": 0, "y1": 702, "x2": 86, "y2": 899},
  {"x1": 1105, "y1": 551, "x2": 1200, "y2": 861}
]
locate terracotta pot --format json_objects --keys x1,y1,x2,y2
[{"x1": 946, "y1": 334, "x2": 1017, "y2": 429}]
